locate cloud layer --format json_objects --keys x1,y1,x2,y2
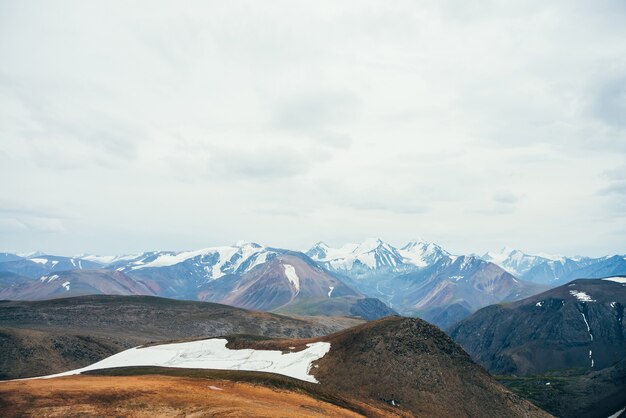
[{"x1": 1, "y1": 0, "x2": 625, "y2": 256}]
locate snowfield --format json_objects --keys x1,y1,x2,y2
[
  {"x1": 33, "y1": 338, "x2": 331, "y2": 383},
  {"x1": 283, "y1": 264, "x2": 300, "y2": 294},
  {"x1": 569, "y1": 290, "x2": 596, "y2": 302},
  {"x1": 604, "y1": 276, "x2": 626, "y2": 284}
]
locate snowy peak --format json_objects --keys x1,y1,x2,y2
[
  {"x1": 108, "y1": 242, "x2": 274, "y2": 280},
  {"x1": 307, "y1": 238, "x2": 404, "y2": 272},
  {"x1": 307, "y1": 238, "x2": 454, "y2": 275},
  {"x1": 234, "y1": 241, "x2": 263, "y2": 249},
  {"x1": 399, "y1": 240, "x2": 450, "y2": 267},
  {"x1": 480, "y1": 247, "x2": 573, "y2": 278},
  {"x1": 354, "y1": 238, "x2": 386, "y2": 253},
  {"x1": 305, "y1": 241, "x2": 331, "y2": 260}
]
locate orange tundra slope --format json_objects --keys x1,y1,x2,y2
[{"x1": 0, "y1": 374, "x2": 405, "y2": 418}]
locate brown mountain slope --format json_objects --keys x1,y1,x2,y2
[
  {"x1": 0, "y1": 269, "x2": 155, "y2": 300},
  {"x1": 227, "y1": 317, "x2": 552, "y2": 417},
  {"x1": 210, "y1": 253, "x2": 359, "y2": 308},
  {"x1": 0, "y1": 374, "x2": 404, "y2": 418}
]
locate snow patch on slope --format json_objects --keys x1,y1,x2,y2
[
  {"x1": 283, "y1": 264, "x2": 300, "y2": 294},
  {"x1": 604, "y1": 276, "x2": 626, "y2": 284},
  {"x1": 33, "y1": 338, "x2": 331, "y2": 383},
  {"x1": 569, "y1": 290, "x2": 596, "y2": 302}
]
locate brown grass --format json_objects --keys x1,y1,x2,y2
[{"x1": 0, "y1": 374, "x2": 400, "y2": 417}]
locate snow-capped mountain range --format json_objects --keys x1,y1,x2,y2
[
  {"x1": 1, "y1": 239, "x2": 624, "y2": 328},
  {"x1": 104, "y1": 241, "x2": 275, "y2": 280},
  {"x1": 306, "y1": 238, "x2": 451, "y2": 278},
  {"x1": 478, "y1": 247, "x2": 626, "y2": 285},
  {"x1": 306, "y1": 239, "x2": 625, "y2": 286}
]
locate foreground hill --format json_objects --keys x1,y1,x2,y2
[
  {"x1": 0, "y1": 373, "x2": 401, "y2": 417},
  {"x1": 0, "y1": 295, "x2": 362, "y2": 379},
  {"x1": 279, "y1": 317, "x2": 550, "y2": 417},
  {"x1": 216, "y1": 318, "x2": 549, "y2": 417},
  {"x1": 1, "y1": 316, "x2": 550, "y2": 417},
  {"x1": 450, "y1": 277, "x2": 626, "y2": 375}
]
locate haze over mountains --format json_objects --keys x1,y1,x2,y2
[{"x1": 479, "y1": 247, "x2": 626, "y2": 285}]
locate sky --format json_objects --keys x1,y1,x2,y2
[{"x1": 1, "y1": 0, "x2": 625, "y2": 257}]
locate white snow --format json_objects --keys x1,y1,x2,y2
[
  {"x1": 313, "y1": 238, "x2": 452, "y2": 272},
  {"x1": 33, "y1": 338, "x2": 331, "y2": 383},
  {"x1": 131, "y1": 248, "x2": 228, "y2": 270},
  {"x1": 29, "y1": 258, "x2": 49, "y2": 264},
  {"x1": 62, "y1": 281, "x2": 70, "y2": 291},
  {"x1": 327, "y1": 286, "x2": 334, "y2": 297},
  {"x1": 449, "y1": 275, "x2": 464, "y2": 281},
  {"x1": 536, "y1": 301, "x2": 543, "y2": 307},
  {"x1": 127, "y1": 243, "x2": 271, "y2": 279},
  {"x1": 608, "y1": 408, "x2": 626, "y2": 418},
  {"x1": 283, "y1": 264, "x2": 300, "y2": 294},
  {"x1": 604, "y1": 276, "x2": 626, "y2": 284},
  {"x1": 569, "y1": 290, "x2": 596, "y2": 302},
  {"x1": 480, "y1": 247, "x2": 571, "y2": 277},
  {"x1": 46, "y1": 274, "x2": 59, "y2": 282},
  {"x1": 246, "y1": 251, "x2": 268, "y2": 272},
  {"x1": 79, "y1": 253, "x2": 143, "y2": 264},
  {"x1": 70, "y1": 258, "x2": 76, "y2": 267},
  {"x1": 580, "y1": 312, "x2": 593, "y2": 341},
  {"x1": 312, "y1": 238, "x2": 411, "y2": 271}
]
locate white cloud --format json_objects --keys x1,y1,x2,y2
[{"x1": 0, "y1": 0, "x2": 625, "y2": 256}]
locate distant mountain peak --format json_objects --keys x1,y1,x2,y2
[
  {"x1": 355, "y1": 238, "x2": 385, "y2": 252},
  {"x1": 19, "y1": 251, "x2": 47, "y2": 258},
  {"x1": 234, "y1": 240, "x2": 263, "y2": 248},
  {"x1": 402, "y1": 238, "x2": 428, "y2": 249}
]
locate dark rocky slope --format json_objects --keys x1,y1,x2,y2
[
  {"x1": 497, "y1": 359, "x2": 626, "y2": 418},
  {"x1": 450, "y1": 278, "x2": 626, "y2": 375},
  {"x1": 228, "y1": 317, "x2": 551, "y2": 417}
]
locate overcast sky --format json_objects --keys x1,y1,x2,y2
[{"x1": 1, "y1": 0, "x2": 625, "y2": 257}]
